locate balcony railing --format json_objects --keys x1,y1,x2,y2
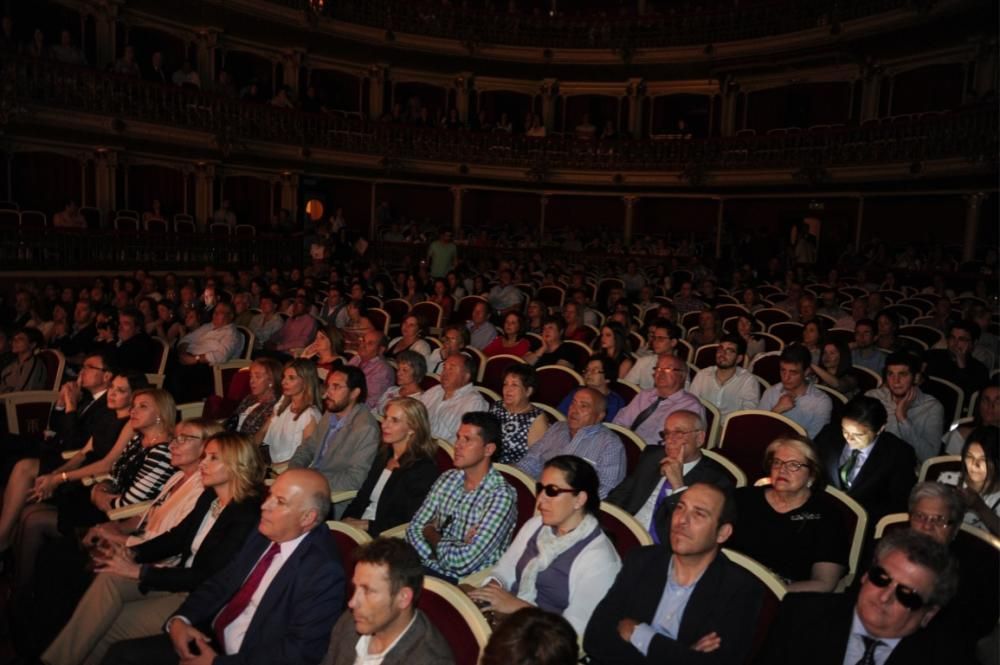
[
  {"x1": 4, "y1": 55, "x2": 997, "y2": 177},
  {"x1": 318, "y1": 0, "x2": 914, "y2": 49}
]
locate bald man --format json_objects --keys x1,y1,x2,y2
[{"x1": 104, "y1": 470, "x2": 344, "y2": 665}]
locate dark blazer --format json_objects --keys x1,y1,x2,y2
[
  {"x1": 584, "y1": 546, "x2": 762, "y2": 665},
  {"x1": 134, "y1": 489, "x2": 261, "y2": 593},
  {"x1": 343, "y1": 451, "x2": 439, "y2": 536},
  {"x1": 756, "y1": 590, "x2": 975, "y2": 665},
  {"x1": 816, "y1": 426, "x2": 916, "y2": 523},
  {"x1": 320, "y1": 608, "x2": 453, "y2": 665},
  {"x1": 172, "y1": 526, "x2": 345, "y2": 665},
  {"x1": 49, "y1": 391, "x2": 120, "y2": 454},
  {"x1": 607, "y1": 447, "x2": 735, "y2": 544},
  {"x1": 115, "y1": 332, "x2": 159, "y2": 374}
]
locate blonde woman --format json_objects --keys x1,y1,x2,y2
[
  {"x1": 262, "y1": 359, "x2": 321, "y2": 464},
  {"x1": 43, "y1": 432, "x2": 265, "y2": 665}
]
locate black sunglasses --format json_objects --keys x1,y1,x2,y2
[
  {"x1": 535, "y1": 483, "x2": 580, "y2": 498},
  {"x1": 867, "y1": 565, "x2": 926, "y2": 611}
]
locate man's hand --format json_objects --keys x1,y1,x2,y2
[
  {"x1": 178, "y1": 351, "x2": 199, "y2": 366},
  {"x1": 659, "y1": 455, "x2": 684, "y2": 490},
  {"x1": 180, "y1": 633, "x2": 217, "y2": 665},
  {"x1": 423, "y1": 522, "x2": 443, "y2": 552},
  {"x1": 617, "y1": 618, "x2": 638, "y2": 642},
  {"x1": 894, "y1": 387, "x2": 915, "y2": 423},
  {"x1": 773, "y1": 392, "x2": 796, "y2": 415},
  {"x1": 59, "y1": 380, "x2": 82, "y2": 411},
  {"x1": 168, "y1": 618, "x2": 212, "y2": 661},
  {"x1": 692, "y1": 631, "x2": 721, "y2": 652}
]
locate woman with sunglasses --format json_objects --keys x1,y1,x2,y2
[
  {"x1": 43, "y1": 431, "x2": 265, "y2": 665},
  {"x1": 728, "y1": 435, "x2": 848, "y2": 592},
  {"x1": 468, "y1": 455, "x2": 620, "y2": 635}
]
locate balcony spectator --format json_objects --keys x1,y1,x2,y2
[
  {"x1": 574, "y1": 113, "x2": 596, "y2": 141},
  {"x1": 144, "y1": 50, "x2": 167, "y2": 84},
  {"x1": 50, "y1": 29, "x2": 86, "y2": 66},
  {"x1": 212, "y1": 199, "x2": 237, "y2": 228},
  {"x1": 441, "y1": 107, "x2": 463, "y2": 130},
  {"x1": 526, "y1": 114, "x2": 546, "y2": 137},
  {"x1": 496, "y1": 112, "x2": 513, "y2": 133},
  {"x1": 171, "y1": 60, "x2": 200, "y2": 89},
  {"x1": 52, "y1": 199, "x2": 87, "y2": 230},
  {"x1": 212, "y1": 70, "x2": 238, "y2": 98},
  {"x1": 113, "y1": 45, "x2": 140, "y2": 77},
  {"x1": 300, "y1": 85, "x2": 322, "y2": 113},
  {"x1": 0, "y1": 16, "x2": 16, "y2": 54},
  {"x1": 270, "y1": 86, "x2": 295, "y2": 109},
  {"x1": 239, "y1": 80, "x2": 267, "y2": 103},
  {"x1": 599, "y1": 120, "x2": 617, "y2": 141},
  {"x1": 0, "y1": 328, "x2": 46, "y2": 394}
]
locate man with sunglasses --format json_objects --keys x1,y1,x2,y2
[{"x1": 759, "y1": 529, "x2": 962, "y2": 664}]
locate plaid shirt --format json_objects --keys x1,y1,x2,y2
[
  {"x1": 516, "y1": 422, "x2": 626, "y2": 499},
  {"x1": 406, "y1": 466, "x2": 516, "y2": 578}
]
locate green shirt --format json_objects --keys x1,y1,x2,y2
[{"x1": 427, "y1": 240, "x2": 457, "y2": 278}]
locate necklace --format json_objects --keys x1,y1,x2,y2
[{"x1": 210, "y1": 497, "x2": 227, "y2": 518}]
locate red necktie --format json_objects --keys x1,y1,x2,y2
[{"x1": 213, "y1": 542, "x2": 281, "y2": 651}]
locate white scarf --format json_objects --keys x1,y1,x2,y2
[{"x1": 518, "y1": 513, "x2": 600, "y2": 604}]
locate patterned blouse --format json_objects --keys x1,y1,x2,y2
[
  {"x1": 109, "y1": 433, "x2": 174, "y2": 509},
  {"x1": 226, "y1": 395, "x2": 279, "y2": 436},
  {"x1": 489, "y1": 402, "x2": 542, "y2": 465}
]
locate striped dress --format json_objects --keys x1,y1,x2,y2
[{"x1": 109, "y1": 433, "x2": 175, "y2": 509}]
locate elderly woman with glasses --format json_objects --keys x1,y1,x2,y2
[
  {"x1": 728, "y1": 435, "x2": 848, "y2": 592},
  {"x1": 468, "y1": 455, "x2": 620, "y2": 635}
]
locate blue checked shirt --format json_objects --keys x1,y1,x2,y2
[
  {"x1": 406, "y1": 466, "x2": 516, "y2": 578},
  {"x1": 516, "y1": 422, "x2": 626, "y2": 498}
]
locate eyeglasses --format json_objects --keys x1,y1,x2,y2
[
  {"x1": 910, "y1": 511, "x2": 953, "y2": 529},
  {"x1": 82, "y1": 364, "x2": 107, "y2": 372},
  {"x1": 171, "y1": 434, "x2": 204, "y2": 444},
  {"x1": 770, "y1": 458, "x2": 809, "y2": 473},
  {"x1": 535, "y1": 483, "x2": 580, "y2": 498},
  {"x1": 660, "y1": 429, "x2": 699, "y2": 440},
  {"x1": 867, "y1": 565, "x2": 927, "y2": 611},
  {"x1": 584, "y1": 368, "x2": 604, "y2": 375},
  {"x1": 654, "y1": 367, "x2": 683, "y2": 374}
]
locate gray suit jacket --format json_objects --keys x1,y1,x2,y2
[
  {"x1": 320, "y1": 609, "x2": 454, "y2": 665},
  {"x1": 289, "y1": 404, "x2": 380, "y2": 492}
]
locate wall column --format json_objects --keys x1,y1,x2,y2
[
  {"x1": 450, "y1": 186, "x2": 465, "y2": 236},
  {"x1": 93, "y1": 149, "x2": 117, "y2": 228},
  {"x1": 962, "y1": 192, "x2": 985, "y2": 263},
  {"x1": 626, "y1": 79, "x2": 645, "y2": 138},
  {"x1": 855, "y1": 196, "x2": 864, "y2": 251},
  {"x1": 540, "y1": 79, "x2": 559, "y2": 131},
  {"x1": 860, "y1": 63, "x2": 883, "y2": 122},
  {"x1": 93, "y1": 4, "x2": 118, "y2": 70},
  {"x1": 720, "y1": 78, "x2": 739, "y2": 136},
  {"x1": 281, "y1": 50, "x2": 303, "y2": 96},
  {"x1": 623, "y1": 195, "x2": 639, "y2": 245},
  {"x1": 454, "y1": 73, "x2": 472, "y2": 123},
  {"x1": 367, "y1": 65, "x2": 387, "y2": 120},
  {"x1": 280, "y1": 172, "x2": 299, "y2": 222},
  {"x1": 194, "y1": 164, "x2": 215, "y2": 230},
  {"x1": 194, "y1": 30, "x2": 218, "y2": 88}
]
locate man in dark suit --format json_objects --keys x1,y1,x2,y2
[
  {"x1": 47, "y1": 349, "x2": 117, "y2": 452},
  {"x1": 584, "y1": 482, "x2": 762, "y2": 665},
  {"x1": 109, "y1": 307, "x2": 158, "y2": 375},
  {"x1": 757, "y1": 529, "x2": 967, "y2": 665},
  {"x1": 103, "y1": 469, "x2": 345, "y2": 665},
  {"x1": 319, "y1": 538, "x2": 453, "y2": 665},
  {"x1": 607, "y1": 409, "x2": 734, "y2": 544},
  {"x1": 816, "y1": 395, "x2": 916, "y2": 524}
]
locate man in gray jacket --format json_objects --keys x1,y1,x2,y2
[
  {"x1": 290, "y1": 365, "x2": 380, "y2": 500},
  {"x1": 320, "y1": 538, "x2": 453, "y2": 665}
]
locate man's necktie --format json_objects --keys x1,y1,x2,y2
[
  {"x1": 631, "y1": 396, "x2": 667, "y2": 432},
  {"x1": 648, "y1": 478, "x2": 673, "y2": 544},
  {"x1": 854, "y1": 635, "x2": 884, "y2": 665},
  {"x1": 312, "y1": 416, "x2": 345, "y2": 469},
  {"x1": 839, "y1": 449, "x2": 860, "y2": 488},
  {"x1": 213, "y1": 542, "x2": 281, "y2": 650}
]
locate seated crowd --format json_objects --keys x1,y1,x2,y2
[{"x1": 0, "y1": 244, "x2": 997, "y2": 665}]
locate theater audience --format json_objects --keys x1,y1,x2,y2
[
  {"x1": 342, "y1": 397, "x2": 439, "y2": 536},
  {"x1": 595, "y1": 322, "x2": 634, "y2": 379},
  {"x1": 289, "y1": 366, "x2": 380, "y2": 495},
  {"x1": 524, "y1": 317, "x2": 575, "y2": 369},
  {"x1": 558, "y1": 356, "x2": 625, "y2": 422},
  {"x1": 759, "y1": 529, "x2": 960, "y2": 664},
  {"x1": 426, "y1": 324, "x2": 467, "y2": 374},
  {"x1": 810, "y1": 338, "x2": 859, "y2": 399},
  {"x1": 728, "y1": 435, "x2": 848, "y2": 591},
  {"x1": 375, "y1": 350, "x2": 426, "y2": 414},
  {"x1": 261, "y1": 359, "x2": 322, "y2": 465},
  {"x1": 42, "y1": 431, "x2": 264, "y2": 665},
  {"x1": 299, "y1": 323, "x2": 345, "y2": 376},
  {"x1": 247, "y1": 293, "x2": 283, "y2": 351},
  {"x1": 481, "y1": 608, "x2": 577, "y2": 665},
  {"x1": 584, "y1": 482, "x2": 762, "y2": 665},
  {"x1": 624, "y1": 320, "x2": 682, "y2": 390},
  {"x1": 407, "y1": 412, "x2": 516, "y2": 581},
  {"x1": 943, "y1": 382, "x2": 1000, "y2": 455},
  {"x1": 924, "y1": 320, "x2": 990, "y2": 401},
  {"x1": 224, "y1": 357, "x2": 282, "y2": 441},
  {"x1": 689, "y1": 334, "x2": 760, "y2": 418},
  {"x1": 816, "y1": 395, "x2": 916, "y2": 523},
  {"x1": 490, "y1": 364, "x2": 547, "y2": 464},
  {"x1": 265, "y1": 293, "x2": 318, "y2": 355},
  {"x1": 417, "y1": 353, "x2": 488, "y2": 442},
  {"x1": 607, "y1": 410, "x2": 733, "y2": 544},
  {"x1": 758, "y1": 344, "x2": 832, "y2": 438},
  {"x1": 851, "y1": 318, "x2": 886, "y2": 374},
  {"x1": 347, "y1": 330, "x2": 395, "y2": 410},
  {"x1": 0, "y1": 327, "x2": 47, "y2": 393},
  {"x1": 517, "y1": 388, "x2": 624, "y2": 498},
  {"x1": 951, "y1": 426, "x2": 1000, "y2": 535},
  {"x1": 319, "y1": 538, "x2": 453, "y2": 665},
  {"x1": 469, "y1": 455, "x2": 620, "y2": 635},
  {"x1": 613, "y1": 354, "x2": 704, "y2": 447},
  {"x1": 482, "y1": 311, "x2": 531, "y2": 358},
  {"x1": 866, "y1": 351, "x2": 945, "y2": 462}
]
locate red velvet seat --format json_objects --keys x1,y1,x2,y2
[
  {"x1": 479, "y1": 354, "x2": 524, "y2": 394},
  {"x1": 417, "y1": 578, "x2": 491, "y2": 665},
  {"x1": 495, "y1": 464, "x2": 538, "y2": 531},
  {"x1": 533, "y1": 365, "x2": 583, "y2": 408},
  {"x1": 750, "y1": 351, "x2": 782, "y2": 386},
  {"x1": 598, "y1": 502, "x2": 652, "y2": 559},
  {"x1": 693, "y1": 343, "x2": 720, "y2": 369},
  {"x1": 717, "y1": 410, "x2": 806, "y2": 482}
]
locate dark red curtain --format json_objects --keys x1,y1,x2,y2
[
  {"x1": 12, "y1": 152, "x2": 82, "y2": 217},
  {"x1": 127, "y1": 164, "x2": 185, "y2": 218},
  {"x1": 223, "y1": 175, "x2": 271, "y2": 228}
]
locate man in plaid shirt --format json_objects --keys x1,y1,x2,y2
[{"x1": 406, "y1": 412, "x2": 516, "y2": 581}]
